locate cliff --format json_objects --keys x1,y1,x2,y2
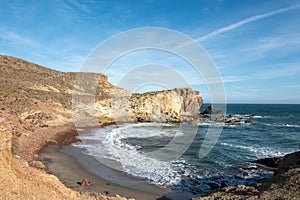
[
  {"x1": 90, "y1": 88, "x2": 202, "y2": 125},
  {"x1": 0, "y1": 55, "x2": 202, "y2": 199},
  {"x1": 129, "y1": 88, "x2": 202, "y2": 123},
  {"x1": 0, "y1": 111, "x2": 80, "y2": 199}
]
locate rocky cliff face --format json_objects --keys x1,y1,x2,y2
[
  {"x1": 128, "y1": 88, "x2": 202, "y2": 123},
  {"x1": 91, "y1": 88, "x2": 202, "y2": 124}
]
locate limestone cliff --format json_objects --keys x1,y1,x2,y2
[
  {"x1": 91, "y1": 88, "x2": 202, "y2": 124},
  {"x1": 128, "y1": 88, "x2": 202, "y2": 123}
]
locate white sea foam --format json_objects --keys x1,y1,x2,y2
[
  {"x1": 251, "y1": 115, "x2": 264, "y2": 119},
  {"x1": 280, "y1": 124, "x2": 300, "y2": 128},
  {"x1": 197, "y1": 122, "x2": 225, "y2": 127},
  {"x1": 220, "y1": 142, "x2": 293, "y2": 158},
  {"x1": 74, "y1": 123, "x2": 189, "y2": 187},
  {"x1": 234, "y1": 114, "x2": 264, "y2": 119},
  {"x1": 197, "y1": 121, "x2": 251, "y2": 128},
  {"x1": 257, "y1": 122, "x2": 300, "y2": 128},
  {"x1": 72, "y1": 114, "x2": 299, "y2": 193}
]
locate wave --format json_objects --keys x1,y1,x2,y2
[
  {"x1": 245, "y1": 115, "x2": 264, "y2": 119},
  {"x1": 232, "y1": 114, "x2": 264, "y2": 119},
  {"x1": 72, "y1": 120, "x2": 299, "y2": 194},
  {"x1": 235, "y1": 162, "x2": 273, "y2": 180},
  {"x1": 197, "y1": 122, "x2": 224, "y2": 127},
  {"x1": 74, "y1": 123, "x2": 190, "y2": 187},
  {"x1": 197, "y1": 122, "x2": 252, "y2": 128},
  {"x1": 280, "y1": 124, "x2": 300, "y2": 128},
  {"x1": 220, "y1": 142, "x2": 295, "y2": 159},
  {"x1": 257, "y1": 122, "x2": 300, "y2": 128}
]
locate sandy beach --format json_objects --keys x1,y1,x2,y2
[{"x1": 39, "y1": 145, "x2": 194, "y2": 200}]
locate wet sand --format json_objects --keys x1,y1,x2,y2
[{"x1": 39, "y1": 145, "x2": 192, "y2": 200}]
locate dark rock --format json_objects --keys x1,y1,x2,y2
[
  {"x1": 255, "y1": 157, "x2": 284, "y2": 169},
  {"x1": 275, "y1": 151, "x2": 300, "y2": 175},
  {"x1": 226, "y1": 119, "x2": 236, "y2": 125},
  {"x1": 201, "y1": 105, "x2": 224, "y2": 115}
]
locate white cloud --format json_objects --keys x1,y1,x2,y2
[
  {"x1": 0, "y1": 29, "x2": 37, "y2": 47},
  {"x1": 207, "y1": 33, "x2": 300, "y2": 69},
  {"x1": 221, "y1": 75, "x2": 247, "y2": 83},
  {"x1": 52, "y1": 0, "x2": 90, "y2": 23},
  {"x1": 255, "y1": 35, "x2": 300, "y2": 52},
  {"x1": 227, "y1": 34, "x2": 300, "y2": 63},
  {"x1": 196, "y1": 4, "x2": 300, "y2": 42},
  {"x1": 258, "y1": 62, "x2": 300, "y2": 79}
]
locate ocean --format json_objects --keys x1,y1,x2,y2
[{"x1": 71, "y1": 104, "x2": 300, "y2": 196}]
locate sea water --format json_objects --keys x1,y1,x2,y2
[{"x1": 73, "y1": 104, "x2": 300, "y2": 195}]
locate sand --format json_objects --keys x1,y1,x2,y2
[{"x1": 38, "y1": 145, "x2": 193, "y2": 200}]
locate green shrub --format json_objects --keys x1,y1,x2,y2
[{"x1": 11, "y1": 135, "x2": 19, "y2": 155}]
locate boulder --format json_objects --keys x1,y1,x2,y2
[{"x1": 201, "y1": 105, "x2": 223, "y2": 115}]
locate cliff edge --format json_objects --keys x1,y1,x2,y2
[{"x1": 129, "y1": 88, "x2": 202, "y2": 123}]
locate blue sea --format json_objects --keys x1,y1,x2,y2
[{"x1": 73, "y1": 104, "x2": 300, "y2": 196}]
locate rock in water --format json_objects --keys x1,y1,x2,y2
[{"x1": 201, "y1": 105, "x2": 224, "y2": 115}]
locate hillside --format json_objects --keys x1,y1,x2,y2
[
  {"x1": 0, "y1": 55, "x2": 133, "y2": 199},
  {"x1": 0, "y1": 55, "x2": 202, "y2": 127},
  {"x1": 0, "y1": 55, "x2": 121, "y2": 113}
]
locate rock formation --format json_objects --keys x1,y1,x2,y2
[
  {"x1": 72, "y1": 69, "x2": 202, "y2": 125},
  {"x1": 193, "y1": 151, "x2": 300, "y2": 200},
  {"x1": 200, "y1": 105, "x2": 223, "y2": 115},
  {"x1": 129, "y1": 88, "x2": 202, "y2": 123},
  {"x1": 87, "y1": 88, "x2": 202, "y2": 124}
]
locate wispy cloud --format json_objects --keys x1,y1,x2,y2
[
  {"x1": 221, "y1": 75, "x2": 247, "y2": 83},
  {"x1": 0, "y1": 29, "x2": 37, "y2": 47},
  {"x1": 196, "y1": 4, "x2": 300, "y2": 42},
  {"x1": 255, "y1": 34, "x2": 300, "y2": 52},
  {"x1": 52, "y1": 0, "x2": 90, "y2": 24},
  {"x1": 259, "y1": 62, "x2": 300, "y2": 79},
  {"x1": 235, "y1": 34, "x2": 300, "y2": 62}
]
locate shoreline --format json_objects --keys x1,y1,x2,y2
[
  {"x1": 32, "y1": 123, "x2": 299, "y2": 200},
  {"x1": 39, "y1": 144, "x2": 194, "y2": 200}
]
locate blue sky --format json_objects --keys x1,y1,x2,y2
[{"x1": 1, "y1": 0, "x2": 300, "y2": 103}]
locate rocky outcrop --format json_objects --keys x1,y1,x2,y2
[
  {"x1": 200, "y1": 105, "x2": 223, "y2": 115},
  {"x1": 193, "y1": 151, "x2": 300, "y2": 200},
  {"x1": 73, "y1": 74, "x2": 202, "y2": 125},
  {"x1": 91, "y1": 88, "x2": 202, "y2": 124},
  {"x1": 255, "y1": 156, "x2": 284, "y2": 170},
  {"x1": 129, "y1": 88, "x2": 202, "y2": 123}
]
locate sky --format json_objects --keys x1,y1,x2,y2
[{"x1": 1, "y1": 0, "x2": 300, "y2": 103}]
